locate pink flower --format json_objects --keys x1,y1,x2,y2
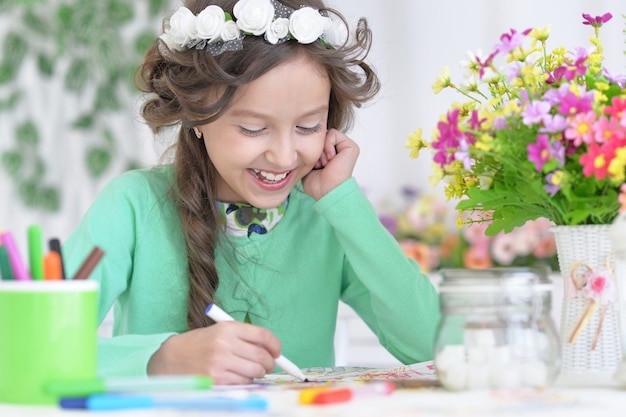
[
  {"x1": 564, "y1": 111, "x2": 597, "y2": 145},
  {"x1": 579, "y1": 143, "x2": 609, "y2": 179},
  {"x1": 583, "y1": 270, "x2": 615, "y2": 303}
]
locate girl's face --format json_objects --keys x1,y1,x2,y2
[{"x1": 198, "y1": 52, "x2": 331, "y2": 208}]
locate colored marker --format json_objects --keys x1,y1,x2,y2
[
  {"x1": 27, "y1": 224, "x2": 44, "y2": 280},
  {"x1": 59, "y1": 394, "x2": 268, "y2": 411},
  {"x1": 302, "y1": 381, "x2": 396, "y2": 405},
  {"x1": 0, "y1": 245, "x2": 14, "y2": 280},
  {"x1": 48, "y1": 238, "x2": 67, "y2": 279},
  {"x1": 45, "y1": 375, "x2": 213, "y2": 397},
  {"x1": 43, "y1": 251, "x2": 63, "y2": 280},
  {"x1": 72, "y1": 246, "x2": 104, "y2": 279},
  {"x1": 205, "y1": 304, "x2": 309, "y2": 382},
  {"x1": 0, "y1": 230, "x2": 31, "y2": 280}
]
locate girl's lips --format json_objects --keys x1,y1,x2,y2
[{"x1": 248, "y1": 169, "x2": 293, "y2": 190}]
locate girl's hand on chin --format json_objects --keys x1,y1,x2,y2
[
  {"x1": 302, "y1": 129, "x2": 359, "y2": 200},
  {"x1": 147, "y1": 321, "x2": 281, "y2": 385}
]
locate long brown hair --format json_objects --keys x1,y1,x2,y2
[{"x1": 135, "y1": 0, "x2": 380, "y2": 329}]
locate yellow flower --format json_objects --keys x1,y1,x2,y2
[
  {"x1": 609, "y1": 148, "x2": 626, "y2": 183},
  {"x1": 475, "y1": 133, "x2": 494, "y2": 152},
  {"x1": 529, "y1": 25, "x2": 550, "y2": 43},
  {"x1": 405, "y1": 128, "x2": 428, "y2": 159},
  {"x1": 429, "y1": 163, "x2": 444, "y2": 187},
  {"x1": 432, "y1": 66, "x2": 452, "y2": 94}
]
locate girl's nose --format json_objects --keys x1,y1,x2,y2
[{"x1": 265, "y1": 132, "x2": 297, "y2": 168}]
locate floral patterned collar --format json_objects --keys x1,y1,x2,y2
[{"x1": 217, "y1": 197, "x2": 289, "y2": 237}]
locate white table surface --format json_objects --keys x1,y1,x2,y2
[{"x1": 2, "y1": 371, "x2": 625, "y2": 417}]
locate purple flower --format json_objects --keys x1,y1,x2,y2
[
  {"x1": 553, "y1": 47, "x2": 589, "y2": 81},
  {"x1": 432, "y1": 109, "x2": 462, "y2": 167},
  {"x1": 582, "y1": 12, "x2": 612, "y2": 27},
  {"x1": 468, "y1": 110, "x2": 486, "y2": 131},
  {"x1": 379, "y1": 214, "x2": 398, "y2": 236},
  {"x1": 454, "y1": 138, "x2": 474, "y2": 170},
  {"x1": 495, "y1": 28, "x2": 531, "y2": 55},
  {"x1": 557, "y1": 90, "x2": 593, "y2": 116},
  {"x1": 603, "y1": 68, "x2": 626, "y2": 88},
  {"x1": 542, "y1": 84, "x2": 570, "y2": 106},
  {"x1": 544, "y1": 172, "x2": 561, "y2": 196},
  {"x1": 476, "y1": 51, "x2": 497, "y2": 79},
  {"x1": 551, "y1": 139, "x2": 566, "y2": 166},
  {"x1": 522, "y1": 100, "x2": 551, "y2": 126},
  {"x1": 527, "y1": 134, "x2": 552, "y2": 171},
  {"x1": 401, "y1": 185, "x2": 420, "y2": 200},
  {"x1": 540, "y1": 114, "x2": 568, "y2": 133}
]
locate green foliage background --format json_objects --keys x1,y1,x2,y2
[{"x1": 0, "y1": 0, "x2": 173, "y2": 211}]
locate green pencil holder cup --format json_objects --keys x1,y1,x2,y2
[{"x1": 0, "y1": 280, "x2": 98, "y2": 405}]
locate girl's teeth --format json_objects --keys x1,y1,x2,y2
[{"x1": 253, "y1": 170, "x2": 288, "y2": 182}]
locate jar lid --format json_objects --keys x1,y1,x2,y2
[{"x1": 438, "y1": 267, "x2": 553, "y2": 294}]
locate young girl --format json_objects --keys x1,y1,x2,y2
[{"x1": 64, "y1": 0, "x2": 440, "y2": 385}]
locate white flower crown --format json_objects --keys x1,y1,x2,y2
[{"x1": 159, "y1": 0, "x2": 348, "y2": 56}]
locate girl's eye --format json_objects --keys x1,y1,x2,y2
[
  {"x1": 239, "y1": 126, "x2": 266, "y2": 136},
  {"x1": 298, "y1": 124, "x2": 323, "y2": 134}
]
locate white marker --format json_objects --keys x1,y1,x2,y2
[{"x1": 205, "y1": 303, "x2": 309, "y2": 382}]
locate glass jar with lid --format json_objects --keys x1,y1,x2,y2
[{"x1": 434, "y1": 267, "x2": 561, "y2": 390}]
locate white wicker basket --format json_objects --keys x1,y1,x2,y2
[{"x1": 551, "y1": 225, "x2": 623, "y2": 372}]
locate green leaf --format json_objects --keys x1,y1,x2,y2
[
  {"x1": 17, "y1": 179, "x2": 38, "y2": 207},
  {"x1": 94, "y1": 84, "x2": 120, "y2": 111},
  {"x1": 0, "y1": 90, "x2": 22, "y2": 110},
  {"x1": 86, "y1": 147, "x2": 111, "y2": 177},
  {"x1": 71, "y1": 114, "x2": 94, "y2": 129},
  {"x1": 1, "y1": 150, "x2": 23, "y2": 177},
  {"x1": 134, "y1": 31, "x2": 155, "y2": 56},
  {"x1": 36, "y1": 53, "x2": 54, "y2": 76},
  {"x1": 106, "y1": 0, "x2": 133, "y2": 24},
  {"x1": 64, "y1": 58, "x2": 89, "y2": 92},
  {"x1": 56, "y1": 5, "x2": 74, "y2": 31},
  {"x1": 15, "y1": 121, "x2": 39, "y2": 146},
  {"x1": 22, "y1": 10, "x2": 50, "y2": 36},
  {"x1": 148, "y1": 0, "x2": 166, "y2": 17},
  {"x1": 94, "y1": 30, "x2": 123, "y2": 75},
  {"x1": 102, "y1": 128, "x2": 115, "y2": 147},
  {"x1": 3, "y1": 32, "x2": 28, "y2": 68},
  {"x1": 0, "y1": 62, "x2": 16, "y2": 84},
  {"x1": 37, "y1": 186, "x2": 61, "y2": 211},
  {"x1": 123, "y1": 64, "x2": 137, "y2": 90},
  {"x1": 33, "y1": 155, "x2": 45, "y2": 178}
]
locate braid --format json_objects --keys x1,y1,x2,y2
[{"x1": 174, "y1": 129, "x2": 221, "y2": 328}]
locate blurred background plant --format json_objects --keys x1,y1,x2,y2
[
  {"x1": 0, "y1": 0, "x2": 172, "y2": 211},
  {"x1": 378, "y1": 186, "x2": 559, "y2": 272}
]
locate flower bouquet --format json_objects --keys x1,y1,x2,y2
[
  {"x1": 407, "y1": 13, "x2": 626, "y2": 372},
  {"x1": 406, "y1": 13, "x2": 625, "y2": 236}
]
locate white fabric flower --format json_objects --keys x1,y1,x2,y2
[
  {"x1": 221, "y1": 20, "x2": 242, "y2": 41},
  {"x1": 196, "y1": 5, "x2": 226, "y2": 41},
  {"x1": 265, "y1": 18, "x2": 289, "y2": 44},
  {"x1": 289, "y1": 7, "x2": 330, "y2": 44},
  {"x1": 233, "y1": 0, "x2": 275, "y2": 36},
  {"x1": 167, "y1": 7, "x2": 198, "y2": 48},
  {"x1": 159, "y1": 32, "x2": 177, "y2": 51},
  {"x1": 322, "y1": 14, "x2": 348, "y2": 48}
]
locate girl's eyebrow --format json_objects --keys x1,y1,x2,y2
[{"x1": 229, "y1": 105, "x2": 329, "y2": 120}]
